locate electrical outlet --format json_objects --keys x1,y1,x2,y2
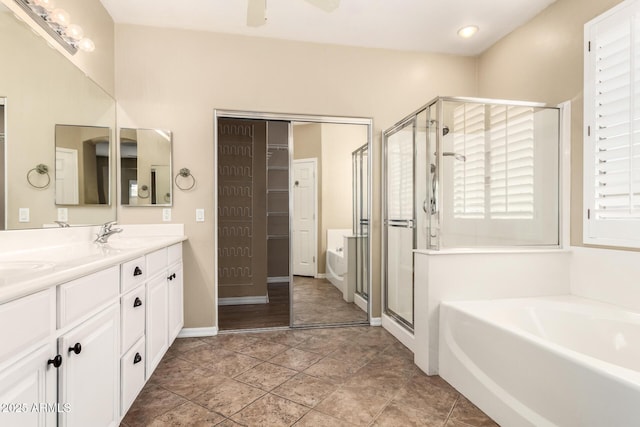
[
  {"x1": 162, "y1": 208, "x2": 172, "y2": 222},
  {"x1": 19, "y1": 208, "x2": 29, "y2": 223},
  {"x1": 57, "y1": 208, "x2": 68, "y2": 222},
  {"x1": 196, "y1": 208, "x2": 205, "y2": 222}
]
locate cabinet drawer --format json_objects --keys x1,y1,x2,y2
[
  {"x1": 168, "y1": 243, "x2": 182, "y2": 266},
  {"x1": 121, "y1": 337, "x2": 145, "y2": 417},
  {"x1": 121, "y1": 256, "x2": 146, "y2": 293},
  {"x1": 57, "y1": 266, "x2": 119, "y2": 329},
  {"x1": 121, "y1": 287, "x2": 146, "y2": 353},
  {"x1": 146, "y1": 248, "x2": 168, "y2": 279},
  {"x1": 0, "y1": 288, "x2": 55, "y2": 365}
]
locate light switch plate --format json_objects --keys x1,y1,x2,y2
[
  {"x1": 162, "y1": 208, "x2": 172, "y2": 222},
  {"x1": 196, "y1": 208, "x2": 205, "y2": 222},
  {"x1": 57, "y1": 208, "x2": 68, "y2": 222},
  {"x1": 19, "y1": 208, "x2": 29, "y2": 223}
]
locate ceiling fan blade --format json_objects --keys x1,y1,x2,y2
[
  {"x1": 247, "y1": 0, "x2": 266, "y2": 27},
  {"x1": 304, "y1": 0, "x2": 340, "y2": 13}
]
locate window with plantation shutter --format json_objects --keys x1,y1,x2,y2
[
  {"x1": 489, "y1": 105, "x2": 535, "y2": 219},
  {"x1": 453, "y1": 103, "x2": 485, "y2": 218},
  {"x1": 452, "y1": 103, "x2": 535, "y2": 220},
  {"x1": 584, "y1": 0, "x2": 640, "y2": 247}
]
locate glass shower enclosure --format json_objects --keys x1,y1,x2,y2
[
  {"x1": 383, "y1": 97, "x2": 561, "y2": 331},
  {"x1": 352, "y1": 144, "x2": 369, "y2": 301}
]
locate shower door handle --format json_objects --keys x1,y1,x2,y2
[{"x1": 386, "y1": 219, "x2": 415, "y2": 228}]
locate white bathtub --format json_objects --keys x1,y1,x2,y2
[
  {"x1": 439, "y1": 296, "x2": 640, "y2": 427},
  {"x1": 326, "y1": 246, "x2": 346, "y2": 289}
]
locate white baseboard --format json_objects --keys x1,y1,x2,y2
[
  {"x1": 177, "y1": 326, "x2": 219, "y2": 338},
  {"x1": 369, "y1": 317, "x2": 382, "y2": 326},
  {"x1": 218, "y1": 295, "x2": 268, "y2": 306},
  {"x1": 315, "y1": 273, "x2": 326, "y2": 279},
  {"x1": 354, "y1": 293, "x2": 368, "y2": 313},
  {"x1": 267, "y1": 276, "x2": 289, "y2": 284}
]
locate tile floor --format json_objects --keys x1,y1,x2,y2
[
  {"x1": 293, "y1": 276, "x2": 368, "y2": 326},
  {"x1": 121, "y1": 326, "x2": 497, "y2": 427}
]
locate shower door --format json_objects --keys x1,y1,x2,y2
[{"x1": 383, "y1": 118, "x2": 416, "y2": 330}]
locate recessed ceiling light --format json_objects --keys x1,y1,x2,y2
[{"x1": 458, "y1": 25, "x2": 479, "y2": 39}]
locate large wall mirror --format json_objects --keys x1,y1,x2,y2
[
  {"x1": 120, "y1": 128, "x2": 173, "y2": 206},
  {"x1": 0, "y1": 3, "x2": 116, "y2": 229}
]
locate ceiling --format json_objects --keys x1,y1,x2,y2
[{"x1": 99, "y1": 0, "x2": 557, "y2": 56}]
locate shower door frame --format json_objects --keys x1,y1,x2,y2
[
  {"x1": 382, "y1": 115, "x2": 418, "y2": 331},
  {"x1": 214, "y1": 109, "x2": 374, "y2": 329}
]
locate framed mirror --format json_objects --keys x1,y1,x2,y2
[
  {"x1": 120, "y1": 128, "x2": 173, "y2": 206},
  {"x1": 55, "y1": 125, "x2": 111, "y2": 206},
  {"x1": 0, "y1": 3, "x2": 117, "y2": 229}
]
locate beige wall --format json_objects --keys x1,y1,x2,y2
[
  {"x1": 115, "y1": 24, "x2": 478, "y2": 328},
  {"x1": 476, "y1": 0, "x2": 624, "y2": 247},
  {"x1": 320, "y1": 123, "x2": 368, "y2": 271}
]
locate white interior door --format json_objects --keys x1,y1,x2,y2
[
  {"x1": 293, "y1": 159, "x2": 317, "y2": 276},
  {"x1": 55, "y1": 147, "x2": 79, "y2": 205}
]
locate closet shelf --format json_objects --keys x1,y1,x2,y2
[
  {"x1": 267, "y1": 235, "x2": 288, "y2": 239},
  {"x1": 267, "y1": 212, "x2": 289, "y2": 217},
  {"x1": 267, "y1": 166, "x2": 288, "y2": 171},
  {"x1": 267, "y1": 188, "x2": 289, "y2": 193},
  {"x1": 267, "y1": 145, "x2": 289, "y2": 150}
]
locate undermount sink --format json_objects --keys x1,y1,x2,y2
[
  {"x1": 104, "y1": 237, "x2": 166, "y2": 250},
  {"x1": 0, "y1": 261, "x2": 56, "y2": 276}
]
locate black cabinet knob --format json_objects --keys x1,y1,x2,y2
[
  {"x1": 133, "y1": 353, "x2": 142, "y2": 364},
  {"x1": 68, "y1": 343, "x2": 82, "y2": 355},
  {"x1": 133, "y1": 297, "x2": 143, "y2": 308},
  {"x1": 133, "y1": 266, "x2": 143, "y2": 277},
  {"x1": 168, "y1": 273, "x2": 176, "y2": 281},
  {"x1": 47, "y1": 355, "x2": 62, "y2": 368}
]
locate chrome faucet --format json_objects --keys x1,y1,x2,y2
[
  {"x1": 95, "y1": 221, "x2": 122, "y2": 244},
  {"x1": 54, "y1": 221, "x2": 70, "y2": 228}
]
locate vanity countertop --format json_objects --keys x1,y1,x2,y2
[{"x1": 0, "y1": 230, "x2": 186, "y2": 305}]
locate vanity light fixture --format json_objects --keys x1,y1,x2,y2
[
  {"x1": 13, "y1": 0, "x2": 95, "y2": 55},
  {"x1": 457, "y1": 25, "x2": 479, "y2": 39}
]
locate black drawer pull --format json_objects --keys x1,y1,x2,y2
[
  {"x1": 68, "y1": 343, "x2": 82, "y2": 355},
  {"x1": 133, "y1": 297, "x2": 143, "y2": 308},
  {"x1": 168, "y1": 273, "x2": 176, "y2": 281},
  {"x1": 133, "y1": 266, "x2": 143, "y2": 276},
  {"x1": 47, "y1": 355, "x2": 62, "y2": 368},
  {"x1": 133, "y1": 353, "x2": 142, "y2": 364}
]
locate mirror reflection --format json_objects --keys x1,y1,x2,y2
[
  {"x1": 0, "y1": 4, "x2": 117, "y2": 229},
  {"x1": 292, "y1": 122, "x2": 369, "y2": 326},
  {"x1": 55, "y1": 125, "x2": 110, "y2": 206},
  {"x1": 120, "y1": 128, "x2": 172, "y2": 206}
]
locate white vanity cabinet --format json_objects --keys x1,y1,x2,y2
[
  {"x1": 145, "y1": 243, "x2": 184, "y2": 377},
  {"x1": 58, "y1": 304, "x2": 120, "y2": 427},
  {"x1": 0, "y1": 288, "x2": 57, "y2": 427},
  {"x1": 0, "y1": 236, "x2": 185, "y2": 427}
]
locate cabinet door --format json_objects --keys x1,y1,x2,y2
[
  {"x1": 59, "y1": 304, "x2": 119, "y2": 427},
  {"x1": 0, "y1": 343, "x2": 57, "y2": 427},
  {"x1": 146, "y1": 274, "x2": 168, "y2": 378},
  {"x1": 167, "y1": 264, "x2": 184, "y2": 344}
]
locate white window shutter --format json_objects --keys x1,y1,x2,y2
[{"x1": 584, "y1": 0, "x2": 640, "y2": 247}]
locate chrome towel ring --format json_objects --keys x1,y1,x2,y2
[
  {"x1": 27, "y1": 164, "x2": 51, "y2": 189},
  {"x1": 175, "y1": 168, "x2": 196, "y2": 191}
]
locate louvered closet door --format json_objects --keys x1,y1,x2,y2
[{"x1": 217, "y1": 119, "x2": 267, "y2": 300}]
